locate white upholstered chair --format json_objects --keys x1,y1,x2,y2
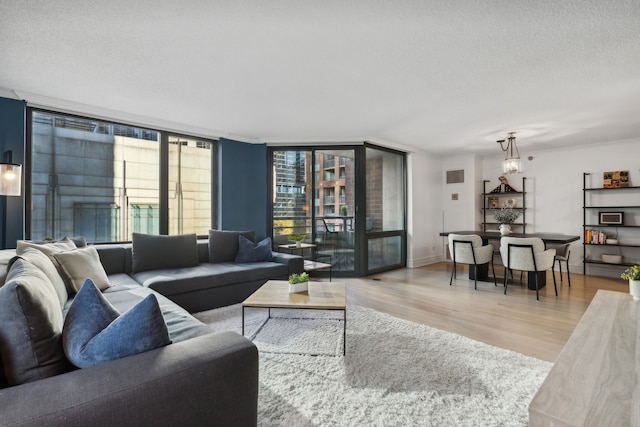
[
  {"x1": 448, "y1": 234, "x2": 496, "y2": 289},
  {"x1": 500, "y1": 237, "x2": 557, "y2": 301}
]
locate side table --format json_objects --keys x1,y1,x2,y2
[{"x1": 278, "y1": 243, "x2": 332, "y2": 281}]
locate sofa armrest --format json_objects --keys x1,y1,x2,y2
[
  {"x1": 271, "y1": 251, "x2": 304, "y2": 274},
  {"x1": 0, "y1": 332, "x2": 258, "y2": 427}
]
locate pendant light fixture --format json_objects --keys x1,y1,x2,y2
[{"x1": 497, "y1": 132, "x2": 522, "y2": 174}]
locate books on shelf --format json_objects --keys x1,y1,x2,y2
[{"x1": 584, "y1": 229, "x2": 607, "y2": 244}]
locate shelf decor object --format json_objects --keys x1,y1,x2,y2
[
  {"x1": 603, "y1": 170, "x2": 629, "y2": 188},
  {"x1": 599, "y1": 212, "x2": 623, "y2": 225}
]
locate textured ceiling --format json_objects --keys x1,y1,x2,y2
[{"x1": 1, "y1": 0, "x2": 639, "y2": 155}]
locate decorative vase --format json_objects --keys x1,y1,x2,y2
[
  {"x1": 289, "y1": 282, "x2": 308, "y2": 293},
  {"x1": 295, "y1": 241, "x2": 302, "y2": 248},
  {"x1": 499, "y1": 224, "x2": 511, "y2": 236},
  {"x1": 629, "y1": 280, "x2": 640, "y2": 301}
]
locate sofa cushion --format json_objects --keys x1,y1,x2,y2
[
  {"x1": 0, "y1": 259, "x2": 69, "y2": 385},
  {"x1": 209, "y1": 230, "x2": 256, "y2": 262},
  {"x1": 13, "y1": 248, "x2": 68, "y2": 308},
  {"x1": 235, "y1": 236, "x2": 273, "y2": 263},
  {"x1": 132, "y1": 261, "x2": 289, "y2": 297},
  {"x1": 63, "y1": 280, "x2": 171, "y2": 368},
  {"x1": 132, "y1": 233, "x2": 199, "y2": 273},
  {"x1": 102, "y1": 285, "x2": 212, "y2": 342},
  {"x1": 52, "y1": 246, "x2": 111, "y2": 293},
  {"x1": 95, "y1": 244, "x2": 130, "y2": 275}
]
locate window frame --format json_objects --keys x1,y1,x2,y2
[{"x1": 25, "y1": 107, "x2": 218, "y2": 242}]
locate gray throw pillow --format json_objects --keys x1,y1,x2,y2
[
  {"x1": 0, "y1": 259, "x2": 69, "y2": 385},
  {"x1": 63, "y1": 279, "x2": 171, "y2": 368},
  {"x1": 208, "y1": 230, "x2": 256, "y2": 263},
  {"x1": 16, "y1": 237, "x2": 77, "y2": 256},
  {"x1": 13, "y1": 248, "x2": 68, "y2": 308},
  {"x1": 235, "y1": 236, "x2": 273, "y2": 263},
  {"x1": 52, "y1": 246, "x2": 111, "y2": 292},
  {"x1": 69, "y1": 236, "x2": 87, "y2": 247},
  {"x1": 131, "y1": 233, "x2": 199, "y2": 273}
]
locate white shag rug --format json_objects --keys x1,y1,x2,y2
[{"x1": 193, "y1": 304, "x2": 551, "y2": 426}]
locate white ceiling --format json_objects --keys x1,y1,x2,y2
[{"x1": 1, "y1": 0, "x2": 639, "y2": 156}]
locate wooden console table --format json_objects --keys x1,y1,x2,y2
[{"x1": 529, "y1": 290, "x2": 639, "y2": 426}]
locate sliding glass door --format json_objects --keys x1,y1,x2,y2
[
  {"x1": 270, "y1": 144, "x2": 405, "y2": 277},
  {"x1": 314, "y1": 148, "x2": 356, "y2": 274},
  {"x1": 365, "y1": 146, "x2": 406, "y2": 273},
  {"x1": 271, "y1": 150, "x2": 312, "y2": 247}
]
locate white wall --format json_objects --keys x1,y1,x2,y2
[
  {"x1": 406, "y1": 151, "x2": 444, "y2": 267},
  {"x1": 407, "y1": 151, "x2": 483, "y2": 268},
  {"x1": 408, "y1": 138, "x2": 640, "y2": 278}
]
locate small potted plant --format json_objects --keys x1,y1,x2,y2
[
  {"x1": 493, "y1": 206, "x2": 521, "y2": 235},
  {"x1": 621, "y1": 264, "x2": 640, "y2": 300},
  {"x1": 288, "y1": 272, "x2": 309, "y2": 293},
  {"x1": 287, "y1": 234, "x2": 306, "y2": 248},
  {"x1": 340, "y1": 205, "x2": 348, "y2": 216}
]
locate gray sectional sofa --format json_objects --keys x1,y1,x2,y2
[
  {"x1": 0, "y1": 230, "x2": 304, "y2": 426},
  {"x1": 101, "y1": 230, "x2": 304, "y2": 312}
]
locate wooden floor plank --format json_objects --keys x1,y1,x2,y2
[{"x1": 343, "y1": 262, "x2": 625, "y2": 362}]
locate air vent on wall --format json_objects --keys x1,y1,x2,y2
[{"x1": 446, "y1": 169, "x2": 464, "y2": 184}]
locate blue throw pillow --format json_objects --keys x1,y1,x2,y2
[
  {"x1": 235, "y1": 236, "x2": 273, "y2": 263},
  {"x1": 63, "y1": 279, "x2": 171, "y2": 368}
]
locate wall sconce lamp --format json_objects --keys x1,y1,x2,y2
[
  {"x1": 0, "y1": 162, "x2": 22, "y2": 196},
  {"x1": 1, "y1": 150, "x2": 22, "y2": 249},
  {"x1": 496, "y1": 132, "x2": 522, "y2": 175}
]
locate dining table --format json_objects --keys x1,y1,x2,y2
[{"x1": 439, "y1": 230, "x2": 581, "y2": 289}]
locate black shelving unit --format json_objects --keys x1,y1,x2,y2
[
  {"x1": 481, "y1": 177, "x2": 527, "y2": 233},
  {"x1": 582, "y1": 172, "x2": 640, "y2": 274}
]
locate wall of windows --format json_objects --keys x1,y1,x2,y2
[
  {"x1": 270, "y1": 144, "x2": 406, "y2": 276},
  {"x1": 28, "y1": 109, "x2": 215, "y2": 243}
]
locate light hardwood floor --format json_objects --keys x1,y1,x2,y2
[{"x1": 342, "y1": 262, "x2": 625, "y2": 362}]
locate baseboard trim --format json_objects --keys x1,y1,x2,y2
[{"x1": 407, "y1": 255, "x2": 443, "y2": 268}]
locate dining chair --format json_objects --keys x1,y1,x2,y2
[
  {"x1": 500, "y1": 237, "x2": 557, "y2": 301},
  {"x1": 549, "y1": 243, "x2": 571, "y2": 287},
  {"x1": 448, "y1": 234, "x2": 497, "y2": 289}
]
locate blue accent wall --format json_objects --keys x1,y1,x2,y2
[
  {"x1": 0, "y1": 97, "x2": 26, "y2": 249},
  {"x1": 218, "y1": 138, "x2": 268, "y2": 240}
]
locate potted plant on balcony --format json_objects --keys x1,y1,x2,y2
[
  {"x1": 288, "y1": 272, "x2": 309, "y2": 293},
  {"x1": 287, "y1": 234, "x2": 306, "y2": 248},
  {"x1": 493, "y1": 206, "x2": 521, "y2": 235},
  {"x1": 621, "y1": 264, "x2": 640, "y2": 300},
  {"x1": 340, "y1": 205, "x2": 348, "y2": 216}
]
